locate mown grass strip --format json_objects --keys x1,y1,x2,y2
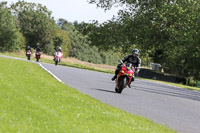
[{"x1": 0, "y1": 57, "x2": 175, "y2": 133}]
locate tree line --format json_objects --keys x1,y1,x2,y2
[
  {"x1": 84, "y1": 0, "x2": 200, "y2": 83},
  {"x1": 0, "y1": 1, "x2": 70, "y2": 55}
]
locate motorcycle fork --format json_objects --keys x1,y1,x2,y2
[
  {"x1": 127, "y1": 76, "x2": 132, "y2": 85},
  {"x1": 116, "y1": 74, "x2": 122, "y2": 87},
  {"x1": 116, "y1": 74, "x2": 130, "y2": 88}
]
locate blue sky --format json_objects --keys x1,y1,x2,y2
[{"x1": 5, "y1": 0, "x2": 120, "y2": 23}]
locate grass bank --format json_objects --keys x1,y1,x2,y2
[{"x1": 0, "y1": 57, "x2": 175, "y2": 133}]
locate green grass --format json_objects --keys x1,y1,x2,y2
[{"x1": 0, "y1": 57, "x2": 175, "y2": 133}]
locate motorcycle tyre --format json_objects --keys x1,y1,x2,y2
[
  {"x1": 27, "y1": 55, "x2": 30, "y2": 60},
  {"x1": 55, "y1": 61, "x2": 58, "y2": 65},
  {"x1": 118, "y1": 77, "x2": 126, "y2": 93},
  {"x1": 115, "y1": 87, "x2": 118, "y2": 93}
]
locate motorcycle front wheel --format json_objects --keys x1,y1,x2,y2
[
  {"x1": 117, "y1": 76, "x2": 127, "y2": 93},
  {"x1": 55, "y1": 61, "x2": 58, "y2": 65},
  {"x1": 27, "y1": 55, "x2": 30, "y2": 60},
  {"x1": 55, "y1": 58, "x2": 59, "y2": 65}
]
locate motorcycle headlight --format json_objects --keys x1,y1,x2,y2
[
  {"x1": 58, "y1": 53, "x2": 62, "y2": 57},
  {"x1": 121, "y1": 70, "x2": 125, "y2": 74}
]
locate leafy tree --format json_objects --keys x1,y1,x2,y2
[
  {"x1": 53, "y1": 27, "x2": 71, "y2": 57},
  {"x1": 59, "y1": 19, "x2": 102, "y2": 63},
  {"x1": 58, "y1": 19, "x2": 119, "y2": 65},
  {"x1": 89, "y1": 0, "x2": 200, "y2": 80},
  {"x1": 10, "y1": 0, "x2": 56, "y2": 54},
  {"x1": 131, "y1": 0, "x2": 200, "y2": 80},
  {"x1": 0, "y1": 2, "x2": 25, "y2": 52}
]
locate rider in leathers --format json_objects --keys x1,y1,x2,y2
[
  {"x1": 111, "y1": 49, "x2": 141, "y2": 87},
  {"x1": 25, "y1": 46, "x2": 32, "y2": 56},
  {"x1": 53, "y1": 47, "x2": 63, "y2": 61},
  {"x1": 35, "y1": 46, "x2": 41, "y2": 53}
]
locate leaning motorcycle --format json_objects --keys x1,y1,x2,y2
[
  {"x1": 115, "y1": 60, "x2": 135, "y2": 93},
  {"x1": 35, "y1": 51, "x2": 41, "y2": 62},
  {"x1": 54, "y1": 52, "x2": 63, "y2": 65},
  {"x1": 26, "y1": 50, "x2": 31, "y2": 60}
]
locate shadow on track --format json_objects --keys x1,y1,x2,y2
[{"x1": 90, "y1": 88, "x2": 116, "y2": 94}]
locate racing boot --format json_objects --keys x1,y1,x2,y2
[
  {"x1": 128, "y1": 76, "x2": 135, "y2": 88},
  {"x1": 111, "y1": 75, "x2": 117, "y2": 81}
]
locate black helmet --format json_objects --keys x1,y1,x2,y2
[{"x1": 132, "y1": 49, "x2": 139, "y2": 56}]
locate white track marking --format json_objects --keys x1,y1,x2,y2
[{"x1": 37, "y1": 62, "x2": 63, "y2": 83}]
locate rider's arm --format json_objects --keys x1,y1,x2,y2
[
  {"x1": 135, "y1": 57, "x2": 141, "y2": 73},
  {"x1": 122, "y1": 55, "x2": 131, "y2": 63},
  {"x1": 137, "y1": 57, "x2": 141, "y2": 68}
]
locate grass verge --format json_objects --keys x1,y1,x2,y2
[{"x1": 0, "y1": 57, "x2": 175, "y2": 133}]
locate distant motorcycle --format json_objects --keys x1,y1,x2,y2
[
  {"x1": 54, "y1": 52, "x2": 63, "y2": 65},
  {"x1": 115, "y1": 60, "x2": 135, "y2": 93},
  {"x1": 26, "y1": 50, "x2": 31, "y2": 60},
  {"x1": 35, "y1": 51, "x2": 41, "y2": 62}
]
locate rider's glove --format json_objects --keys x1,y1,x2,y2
[{"x1": 136, "y1": 68, "x2": 140, "y2": 73}]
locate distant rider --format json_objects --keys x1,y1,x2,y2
[
  {"x1": 53, "y1": 47, "x2": 63, "y2": 60},
  {"x1": 35, "y1": 46, "x2": 41, "y2": 53},
  {"x1": 111, "y1": 49, "x2": 141, "y2": 87},
  {"x1": 35, "y1": 46, "x2": 41, "y2": 57},
  {"x1": 25, "y1": 46, "x2": 32, "y2": 55}
]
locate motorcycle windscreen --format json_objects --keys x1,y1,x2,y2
[{"x1": 125, "y1": 63, "x2": 132, "y2": 71}]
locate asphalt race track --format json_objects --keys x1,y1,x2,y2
[{"x1": 42, "y1": 63, "x2": 200, "y2": 133}]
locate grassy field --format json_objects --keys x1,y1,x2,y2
[{"x1": 0, "y1": 57, "x2": 175, "y2": 132}]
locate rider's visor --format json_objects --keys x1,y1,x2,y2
[{"x1": 133, "y1": 53, "x2": 138, "y2": 56}]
